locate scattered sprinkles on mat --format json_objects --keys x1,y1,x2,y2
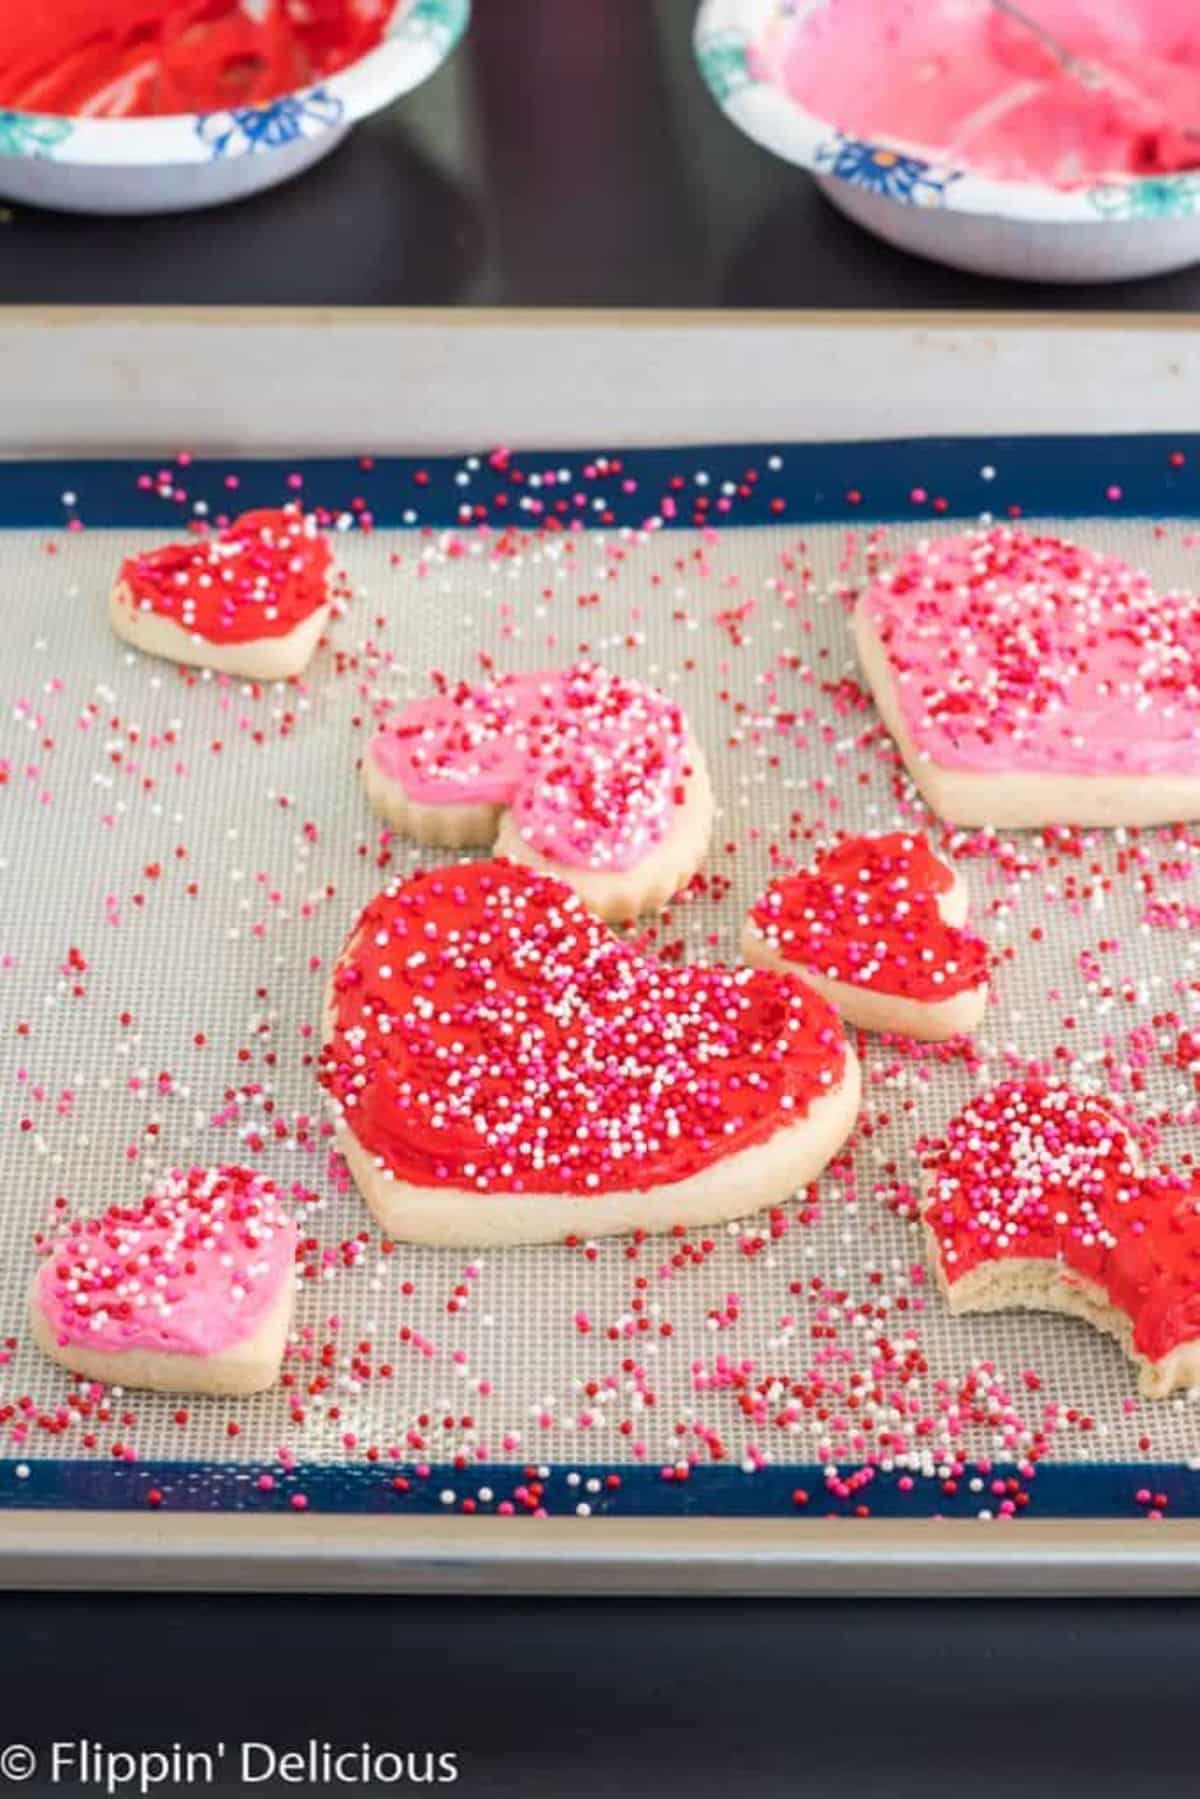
[{"x1": 1, "y1": 442, "x2": 1199, "y2": 1517}]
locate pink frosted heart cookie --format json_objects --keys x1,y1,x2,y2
[
  {"x1": 319, "y1": 858, "x2": 860, "y2": 1247},
  {"x1": 30, "y1": 1165, "x2": 297, "y2": 1395},
  {"x1": 111, "y1": 505, "x2": 333, "y2": 680},
  {"x1": 922, "y1": 1078, "x2": 1200, "y2": 1398},
  {"x1": 855, "y1": 527, "x2": 1200, "y2": 828},
  {"x1": 362, "y1": 661, "x2": 714, "y2": 922},
  {"x1": 743, "y1": 832, "x2": 989, "y2": 1041}
]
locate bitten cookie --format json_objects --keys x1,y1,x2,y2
[
  {"x1": 29, "y1": 1166, "x2": 297, "y2": 1396},
  {"x1": 110, "y1": 505, "x2": 333, "y2": 680},
  {"x1": 319, "y1": 858, "x2": 860, "y2": 1247},
  {"x1": 855, "y1": 527, "x2": 1200, "y2": 828},
  {"x1": 742, "y1": 832, "x2": 989, "y2": 1041},
  {"x1": 922, "y1": 1078, "x2": 1200, "y2": 1398},
  {"x1": 361, "y1": 662, "x2": 714, "y2": 922}
]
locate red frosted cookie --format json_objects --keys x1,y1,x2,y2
[
  {"x1": 29, "y1": 1166, "x2": 297, "y2": 1395},
  {"x1": 110, "y1": 505, "x2": 333, "y2": 680},
  {"x1": 361, "y1": 661, "x2": 714, "y2": 922},
  {"x1": 922, "y1": 1078, "x2": 1200, "y2": 1397},
  {"x1": 855, "y1": 527, "x2": 1200, "y2": 828},
  {"x1": 743, "y1": 833, "x2": 989, "y2": 1041},
  {"x1": 319, "y1": 858, "x2": 860, "y2": 1247}
]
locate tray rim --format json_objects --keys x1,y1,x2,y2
[
  {"x1": 8, "y1": 302, "x2": 1200, "y2": 325},
  {"x1": 9, "y1": 305, "x2": 1200, "y2": 458},
  {"x1": 11, "y1": 304, "x2": 1200, "y2": 456},
  {"x1": 1, "y1": 1512, "x2": 1198, "y2": 1595}
]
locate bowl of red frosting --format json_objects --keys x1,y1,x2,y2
[
  {"x1": 0, "y1": 0, "x2": 469, "y2": 214},
  {"x1": 695, "y1": 0, "x2": 1200, "y2": 282}
]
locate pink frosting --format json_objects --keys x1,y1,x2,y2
[
  {"x1": 758, "y1": 0, "x2": 1200, "y2": 186},
  {"x1": 367, "y1": 662, "x2": 692, "y2": 872},
  {"x1": 861, "y1": 528, "x2": 1200, "y2": 779},
  {"x1": 34, "y1": 1166, "x2": 296, "y2": 1360}
]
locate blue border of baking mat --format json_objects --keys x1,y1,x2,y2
[
  {"x1": 3, "y1": 433, "x2": 1200, "y2": 531},
  {"x1": 0, "y1": 1458, "x2": 1195, "y2": 1517},
  {"x1": 2, "y1": 436, "x2": 1199, "y2": 1518}
]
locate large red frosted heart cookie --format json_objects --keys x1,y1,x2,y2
[
  {"x1": 855, "y1": 527, "x2": 1200, "y2": 828},
  {"x1": 743, "y1": 832, "x2": 989, "y2": 1041},
  {"x1": 362, "y1": 661, "x2": 714, "y2": 922},
  {"x1": 110, "y1": 505, "x2": 333, "y2": 680},
  {"x1": 29, "y1": 1165, "x2": 297, "y2": 1396},
  {"x1": 921, "y1": 1078, "x2": 1200, "y2": 1396},
  {"x1": 319, "y1": 858, "x2": 860, "y2": 1246}
]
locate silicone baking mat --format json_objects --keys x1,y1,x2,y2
[{"x1": 1, "y1": 436, "x2": 1199, "y2": 1522}]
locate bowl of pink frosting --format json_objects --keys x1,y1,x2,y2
[
  {"x1": 0, "y1": 0, "x2": 469, "y2": 215},
  {"x1": 694, "y1": 0, "x2": 1200, "y2": 282}
]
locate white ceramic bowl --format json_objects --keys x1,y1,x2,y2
[
  {"x1": 694, "y1": 0, "x2": 1200, "y2": 283},
  {"x1": 0, "y1": 0, "x2": 469, "y2": 216}
]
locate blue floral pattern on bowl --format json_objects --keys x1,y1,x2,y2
[
  {"x1": 196, "y1": 88, "x2": 345, "y2": 159},
  {"x1": 814, "y1": 133, "x2": 961, "y2": 208},
  {"x1": 0, "y1": 111, "x2": 73, "y2": 160},
  {"x1": 693, "y1": 0, "x2": 1200, "y2": 241},
  {"x1": 0, "y1": 0, "x2": 468, "y2": 197}
]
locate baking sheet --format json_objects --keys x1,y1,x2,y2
[{"x1": 1, "y1": 438, "x2": 1199, "y2": 1546}]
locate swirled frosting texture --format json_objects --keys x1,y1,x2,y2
[{"x1": 320, "y1": 860, "x2": 850, "y2": 1197}]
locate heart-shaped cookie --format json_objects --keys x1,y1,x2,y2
[
  {"x1": 743, "y1": 833, "x2": 989, "y2": 1041},
  {"x1": 362, "y1": 661, "x2": 714, "y2": 922},
  {"x1": 855, "y1": 527, "x2": 1200, "y2": 828},
  {"x1": 110, "y1": 505, "x2": 333, "y2": 680},
  {"x1": 319, "y1": 858, "x2": 860, "y2": 1246},
  {"x1": 922, "y1": 1078, "x2": 1200, "y2": 1396},
  {"x1": 29, "y1": 1165, "x2": 297, "y2": 1396}
]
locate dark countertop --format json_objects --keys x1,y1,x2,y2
[
  {"x1": 6, "y1": 0, "x2": 1200, "y2": 311},
  {"x1": 2, "y1": 1590, "x2": 1200, "y2": 1797}
]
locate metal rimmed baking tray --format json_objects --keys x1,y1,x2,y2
[{"x1": 1, "y1": 308, "x2": 1200, "y2": 1594}]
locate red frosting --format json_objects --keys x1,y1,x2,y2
[
  {"x1": 117, "y1": 507, "x2": 332, "y2": 645},
  {"x1": 320, "y1": 859, "x2": 850, "y2": 1197},
  {"x1": 749, "y1": 833, "x2": 989, "y2": 1003},
  {"x1": 923, "y1": 1079, "x2": 1200, "y2": 1364},
  {"x1": 0, "y1": 0, "x2": 391, "y2": 117}
]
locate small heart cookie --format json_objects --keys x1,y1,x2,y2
[
  {"x1": 29, "y1": 1165, "x2": 297, "y2": 1396},
  {"x1": 319, "y1": 858, "x2": 860, "y2": 1247},
  {"x1": 362, "y1": 662, "x2": 714, "y2": 922},
  {"x1": 922, "y1": 1078, "x2": 1200, "y2": 1397},
  {"x1": 111, "y1": 505, "x2": 333, "y2": 680},
  {"x1": 743, "y1": 833, "x2": 989, "y2": 1041},
  {"x1": 855, "y1": 527, "x2": 1200, "y2": 828}
]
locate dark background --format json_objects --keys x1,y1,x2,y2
[
  {"x1": 6, "y1": 0, "x2": 1200, "y2": 310},
  {"x1": 3, "y1": 2, "x2": 1197, "y2": 1788},
  {"x1": 0, "y1": 1593, "x2": 1198, "y2": 1796}
]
